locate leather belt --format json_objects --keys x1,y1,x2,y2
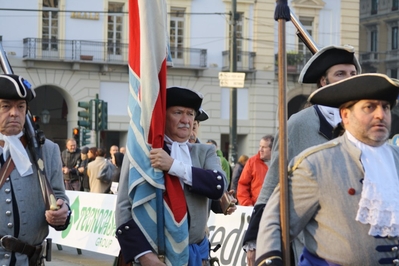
[{"x1": 0, "y1": 235, "x2": 42, "y2": 258}]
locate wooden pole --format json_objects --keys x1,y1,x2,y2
[{"x1": 274, "y1": 1, "x2": 290, "y2": 265}]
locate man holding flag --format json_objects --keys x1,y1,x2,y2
[
  {"x1": 115, "y1": 1, "x2": 226, "y2": 264},
  {"x1": 116, "y1": 86, "x2": 226, "y2": 266}
]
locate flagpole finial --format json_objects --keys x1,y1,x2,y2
[{"x1": 274, "y1": 0, "x2": 291, "y2": 21}]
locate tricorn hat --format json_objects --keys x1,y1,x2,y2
[
  {"x1": 298, "y1": 45, "x2": 362, "y2": 84},
  {"x1": 166, "y1": 86, "x2": 203, "y2": 113},
  {"x1": 195, "y1": 107, "x2": 209, "y2": 122},
  {"x1": 0, "y1": 74, "x2": 36, "y2": 102},
  {"x1": 308, "y1": 73, "x2": 399, "y2": 109}
]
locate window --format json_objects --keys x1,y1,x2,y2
[
  {"x1": 42, "y1": 0, "x2": 58, "y2": 51},
  {"x1": 393, "y1": 0, "x2": 399, "y2": 11},
  {"x1": 235, "y1": 12, "x2": 244, "y2": 62},
  {"x1": 170, "y1": 7, "x2": 185, "y2": 62},
  {"x1": 298, "y1": 17, "x2": 313, "y2": 63},
  {"x1": 371, "y1": 0, "x2": 378, "y2": 14},
  {"x1": 108, "y1": 2, "x2": 124, "y2": 56},
  {"x1": 371, "y1": 30, "x2": 378, "y2": 52},
  {"x1": 393, "y1": 27, "x2": 399, "y2": 50},
  {"x1": 391, "y1": 69, "x2": 398, "y2": 79}
]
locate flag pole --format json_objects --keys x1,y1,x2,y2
[{"x1": 274, "y1": 1, "x2": 291, "y2": 265}]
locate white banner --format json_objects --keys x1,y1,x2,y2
[{"x1": 49, "y1": 191, "x2": 252, "y2": 265}]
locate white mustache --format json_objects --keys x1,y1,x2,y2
[{"x1": 178, "y1": 123, "x2": 190, "y2": 129}]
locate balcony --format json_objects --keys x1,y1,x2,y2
[
  {"x1": 274, "y1": 52, "x2": 307, "y2": 75},
  {"x1": 222, "y1": 51, "x2": 256, "y2": 72},
  {"x1": 23, "y1": 38, "x2": 128, "y2": 66},
  {"x1": 386, "y1": 49, "x2": 399, "y2": 61},
  {"x1": 169, "y1": 47, "x2": 207, "y2": 69},
  {"x1": 360, "y1": 52, "x2": 379, "y2": 62}
]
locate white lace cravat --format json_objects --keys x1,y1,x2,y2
[
  {"x1": 0, "y1": 132, "x2": 33, "y2": 177},
  {"x1": 347, "y1": 131, "x2": 399, "y2": 236}
]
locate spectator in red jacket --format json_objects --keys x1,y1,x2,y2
[{"x1": 237, "y1": 135, "x2": 274, "y2": 206}]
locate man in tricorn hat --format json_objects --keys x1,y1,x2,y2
[
  {"x1": 243, "y1": 45, "x2": 361, "y2": 265},
  {"x1": 256, "y1": 73, "x2": 399, "y2": 265},
  {"x1": 115, "y1": 86, "x2": 227, "y2": 265},
  {"x1": 0, "y1": 74, "x2": 70, "y2": 265}
]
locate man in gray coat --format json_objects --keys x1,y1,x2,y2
[
  {"x1": 115, "y1": 86, "x2": 227, "y2": 266},
  {"x1": 243, "y1": 45, "x2": 361, "y2": 265},
  {"x1": 0, "y1": 74, "x2": 70, "y2": 266},
  {"x1": 256, "y1": 73, "x2": 399, "y2": 265}
]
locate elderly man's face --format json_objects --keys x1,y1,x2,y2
[
  {"x1": 165, "y1": 106, "x2": 195, "y2": 142},
  {"x1": 320, "y1": 64, "x2": 357, "y2": 87},
  {"x1": 66, "y1": 140, "x2": 77, "y2": 153},
  {"x1": 341, "y1": 100, "x2": 391, "y2": 147},
  {"x1": 0, "y1": 99, "x2": 26, "y2": 136}
]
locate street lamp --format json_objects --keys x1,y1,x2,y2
[{"x1": 41, "y1": 109, "x2": 50, "y2": 124}]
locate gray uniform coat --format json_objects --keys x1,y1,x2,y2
[
  {"x1": 0, "y1": 139, "x2": 68, "y2": 266},
  {"x1": 115, "y1": 142, "x2": 226, "y2": 262},
  {"x1": 256, "y1": 133, "x2": 399, "y2": 265}
]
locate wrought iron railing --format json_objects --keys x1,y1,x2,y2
[
  {"x1": 23, "y1": 38, "x2": 208, "y2": 69},
  {"x1": 222, "y1": 50, "x2": 256, "y2": 71},
  {"x1": 23, "y1": 38, "x2": 128, "y2": 64},
  {"x1": 169, "y1": 47, "x2": 207, "y2": 68}
]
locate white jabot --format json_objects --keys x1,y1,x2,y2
[
  {"x1": 346, "y1": 131, "x2": 399, "y2": 236},
  {"x1": 0, "y1": 132, "x2": 33, "y2": 177},
  {"x1": 164, "y1": 135, "x2": 193, "y2": 186},
  {"x1": 318, "y1": 105, "x2": 342, "y2": 127}
]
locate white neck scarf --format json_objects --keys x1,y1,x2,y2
[
  {"x1": 164, "y1": 135, "x2": 191, "y2": 166},
  {"x1": 346, "y1": 131, "x2": 399, "y2": 236},
  {"x1": 0, "y1": 132, "x2": 33, "y2": 177},
  {"x1": 318, "y1": 105, "x2": 342, "y2": 128}
]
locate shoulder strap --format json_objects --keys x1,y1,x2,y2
[{"x1": 288, "y1": 141, "x2": 339, "y2": 175}]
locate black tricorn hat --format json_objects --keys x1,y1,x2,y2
[
  {"x1": 308, "y1": 73, "x2": 399, "y2": 109},
  {"x1": 298, "y1": 45, "x2": 362, "y2": 84},
  {"x1": 195, "y1": 108, "x2": 209, "y2": 122},
  {"x1": 166, "y1": 86, "x2": 203, "y2": 113},
  {"x1": 0, "y1": 74, "x2": 36, "y2": 102}
]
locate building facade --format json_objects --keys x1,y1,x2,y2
[{"x1": 0, "y1": 0, "x2": 360, "y2": 159}]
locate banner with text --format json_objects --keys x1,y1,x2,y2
[{"x1": 49, "y1": 191, "x2": 252, "y2": 265}]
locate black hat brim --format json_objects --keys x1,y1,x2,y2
[
  {"x1": 299, "y1": 45, "x2": 362, "y2": 84},
  {"x1": 308, "y1": 73, "x2": 399, "y2": 108},
  {"x1": 166, "y1": 86, "x2": 203, "y2": 113}
]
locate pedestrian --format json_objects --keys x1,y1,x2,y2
[
  {"x1": 237, "y1": 135, "x2": 274, "y2": 206},
  {"x1": 87, "y1": 148, "x2": 111, "y2": 193},
  {"x1": 242, "y1": 45, "x2": 361, "y2": 265},
  {"x1": 0, "y1": 74, "x2": 70, "y2": 265},
  {"x1": 108, "y1": 145, "x2": 119, "y2": 160},
  {"x1": 256, "y1": 73, "x2": 399, "y2": 265},
  {"x1": 230, "y1": 154, "x2": 249, "y2": 198},
  {"x1": 80, "y1": 146, "x2": 89, "y2": 191},
  {"x1": 115, "y1": 86, "x2": 227, "y2": 266},
  {"x1": 119, "y1": 146, "x2": 126, "y2": 154},
  {"x1": 61, "y1": 138, "x2": 82, "y2": 190},
  {"x1": 109, "y1": 152, "x2": 124, "y2": 194}
]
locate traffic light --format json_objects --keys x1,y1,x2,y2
[
  {"x1": 81, "y1": 128, "x2": 91, "y2": 146},
  {"x1": 77, "y1": 101, "x2": 92, "y2": 129},
  {"x1": 96, "y1": 100, "x2": 108, "y2": 131},
  {"x1": 73, "y1": 127, "x2": 80, "y2": 146}
]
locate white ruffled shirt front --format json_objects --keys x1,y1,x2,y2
[
  {"x1": 0, "y1": 132, "x2": 33, "y2": 177},
  {"x1": 318, "y1": 105, "x2": 342, "y2": 128},
  {"x1": 347, "y1": 131, "x2": 399, "y2": 237}
]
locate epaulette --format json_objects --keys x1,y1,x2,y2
[{"x1": 288, "y1": 141, "x2": 340, "y2": 175}]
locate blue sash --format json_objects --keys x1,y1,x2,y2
[
  {"x1": 188, "y1": 237, "x2": 209, "y2": 266},
  {"x1": 299, "y1": 247, "x2": 341, "y2": 266}
]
